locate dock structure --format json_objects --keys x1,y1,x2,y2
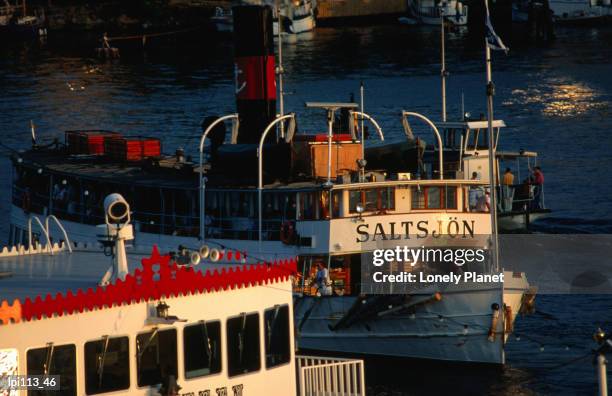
[{"x1": 316, "y1": 0, "x2": 408, "y2": 19}]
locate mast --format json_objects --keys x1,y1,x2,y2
[
  {"x1": 360, "y1": 81, "x2": 365, "y2": 182},
  {"x1": 277, "y1": 1, "x2": 285, "y2": 138},
  {"x1": 485, "y1": 18, "x2": 500, "y2": 273},
  {"x1": 440, "y1": 4, "x2": 447, "y2": 122}
]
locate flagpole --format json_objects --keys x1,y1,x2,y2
[
  {"x1": 440, "y1": 6, "x2": 447, "y2": 122},
  {"x1": 485, "y1": 28, "x2": 500, "y2": 273}
]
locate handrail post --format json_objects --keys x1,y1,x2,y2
[
  {"x1": 28, "y1": 215, "x2": 51, "y2": 253},
  {"x1": 198, "y1": 114, "x2": 239, "y2": 241},
  {"x1": 326, "y1": 109, "x2": 334, "y2": 187},
  {"x1": 401, "y1": 111, "x2": 444, "y2": 180},
  {"x1": 258, "y1": 114, "x2": 295, "y2": 251},
  {"x1": 350, "y1": 111, "x2": 384, "y2": 142},
  {"x1": 349, "y1": 110, "x2": 384, "y2": 183},
  {"x1": 45, "y1": 215, "x2": 73, "y2": 253}
]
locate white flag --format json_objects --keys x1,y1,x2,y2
[{"x1": 484, "y1": 0, "x2": 509, "y2": 53}]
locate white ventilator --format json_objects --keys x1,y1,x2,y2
[
  {"x1": 99, "y1": 193, "x2": 134, "y2": 286},
  {"x1": 209, "y1": 248, "x2": 221, "y2": 262},
  {"x1": 199, "y1": 245, "x2": 210, "y2": 259},
  {"x1": 189, "y1": 251, "x2": 201, "y2": 266}
]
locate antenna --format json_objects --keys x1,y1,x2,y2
[{"x1": 360, "y1": 81, "x2": 365, "y2": 182}]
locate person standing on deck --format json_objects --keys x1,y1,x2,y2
[
  {"x1": 502, "y1": 168, "x2": 515, "y2": 212},
  {"x1": 314, "y1": 261, "x2": 332, "y2": 296},
  {"x1": 531, "y1": 166, "x2": 545, "y2": 209},
  {"x1": 469, "y1": 172, "x2": 484, "y2": 211}
]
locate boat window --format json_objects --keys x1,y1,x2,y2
[
  {"x1": 84, "y1": 336, "x2": 130, "y2": 394},
  {"x1": 298, "y1": 192, "x2": 317, "y2": 220},
  {"x1": 443, "y1": 128, "x2": 462, "y2": 149},
  {"x1": 226, "y1": 313, "x2": 260, "y2": 377},
  {"x1": 27, "y1": 344, "x2": 77, "y2": 396},
  {"x1": 348, "y1": 188, "x2": 395, "y2": 213},
  {"x1": 412, "y1": 186, "x2": 457, "y2": 210},
  {"x1": 183, "y1": 321, "x2": 222, "y2": 379},
  {"x1": 331, "y1": 191, "x2": 341, "y2": 218},
  {"x1": 136, "y1": 328, "x2": 178, "y2": 387},
  {"x1": 264, "y1": 305, "x2": 291, "y2": 368},
  {"x1": 446, "y1": 186, "x2": 457, "y2": 209},
  {"x1": 427, "y1": 187, "x2": 442, "y2": 208}
]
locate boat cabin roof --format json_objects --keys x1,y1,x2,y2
[
  {"x1": 305, "y1": 102, "x2": 359, "y2": 110},
  {"x1": 0, "y1": 246, "x2": 295, "y2": 325},
  {"x1": 16, "y1": 149, "x2": 489, "y2": 191},
  {"x1": 496, "y1": 150, "x2": 538, "y2": 159},
  {"x1": 0, "y1": 250, "x2": 155, "y2": 303},
  {"x1": 17, "y1": 150, "x2": 196, "y2": 189},
  {"x1": 436, "y1": 120, "x2": 506, "y2": 130}
]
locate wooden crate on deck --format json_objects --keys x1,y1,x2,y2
[
  {"x1": 65, "y1": 130, "x2": 122, "y2": 155},
  {"x1": 292, "y1": 139, "x2": 361, "y2": 179},
  {"x1": 104, "y1": 137, "x2": 162, "y2": 162}
]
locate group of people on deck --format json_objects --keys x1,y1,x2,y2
[{"x1": 469, "y1": 166, "x2": 545, "y2": 212}]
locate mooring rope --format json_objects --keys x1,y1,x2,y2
[{"x1": 103, "y1": 26, "x2": 202, "y2": 42}]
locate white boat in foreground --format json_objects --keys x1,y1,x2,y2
[{"x1": 0, "y1": 195, "x2": 365, "y2": 396}]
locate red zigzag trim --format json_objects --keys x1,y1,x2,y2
[{"x1": 18, "y1": 246, "x2": 297, "y2": 322}]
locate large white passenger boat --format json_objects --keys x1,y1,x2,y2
[
  {"x1": 5, "y1": 4, "x2": 534, "y2": 366},
  {"x1": 0, "y1": 195, "x2": 365, "y2": 396},
  {"x1": 6, "y1": 106, "x2": 532, "y2": 365}
]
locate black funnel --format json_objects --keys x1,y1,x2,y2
[{"x1": 233, "y1": 5, "x2": 277, "y2": 144}]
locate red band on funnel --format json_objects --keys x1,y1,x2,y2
[{"x1": 235, "y1": 56, "x2": 277, "y2": 101}]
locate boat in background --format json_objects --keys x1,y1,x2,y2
[
  {"x1": 0, "y1": 0, "x2": 46, "y2": 39},
  {"x1": 405, "y1": 0, "x2": 468, "y2": 26},
  {"x1": 550, "y1": 0, "x2": 610, "y2": 23},
  {"x1": 212, "y1": 0, "x2": 317, "y2": 34}
]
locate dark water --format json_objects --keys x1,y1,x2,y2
[{"x1": 1, "y1": 24, "x2": 612, "y2": 395}]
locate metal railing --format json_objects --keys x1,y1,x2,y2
[
  {"x1": 28, "y1": 215, "x2": 72, "y2": 254},
  {"x1": 296, "y1": 355, "x2": 366, "y2": 396}
]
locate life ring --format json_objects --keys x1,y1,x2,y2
[
  {"x1": 21, "y1": 190, "x2": 31, "y2": 213},
  {"x1": 280, "y1": 221, "x2": 295, "y2": 244}
]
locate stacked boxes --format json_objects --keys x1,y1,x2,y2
[
  {"x1": 104, "y1": 137, "x2": 162, "y2": 162},
  {"x1": 65, "y1": 130, "x2": 121, "y2": 155}
]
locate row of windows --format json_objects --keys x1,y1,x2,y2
[
  {"x1": 348, "y1": 188, "x2": 395, "y2": 213},
  {"x1": 347, "y1": 186, "x2": 461, "y2": 213},
  {"x1": 25, "y1": 305, "x2": 291, "y2": 396},
  {"x1": 411, "y1": 186, "x2": 457, "y2": 210}
]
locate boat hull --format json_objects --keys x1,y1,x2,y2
[
  {"x1": 294, "y1": 273, "x2": 528, "y2": 365},
  {"x1": 213, "y1": 11, "x2": 316, "y2": 35},
  {"x1": 274, "y1": 12, "x2": 316, "y2": 34},
  {"x1": 498, "y1": 209, "x2": 551, "y2": 231}
]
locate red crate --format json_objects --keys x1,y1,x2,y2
[
  {"x1": 104, "y1": 137, "x2": 161, "y2": 162},
  {"x1": 65, "y1": 130, "x2": 122, "y2": 155},
  {"x1": 293, "y1": 134, "x2": 354, "y2": 143}
]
